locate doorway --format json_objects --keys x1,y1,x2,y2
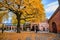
[{"x1": 52, "y1": 22, "x2": 57, "y2": 33}]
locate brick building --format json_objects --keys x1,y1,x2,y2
[{"x1": 48, "y1": 0, "x2": 60, "y2": 33}]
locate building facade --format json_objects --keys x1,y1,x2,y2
[
  {"x1": 39, "y1": 22, "x2": 49, "y2": 31},
  {"x1": 48, "y1": 0, "x2": 60, "y2": 33}
]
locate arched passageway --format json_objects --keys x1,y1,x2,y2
[{"x1": 52, "y1": 22, "x2": 57, "y2": 33}]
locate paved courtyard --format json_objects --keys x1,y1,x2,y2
[{"x1": 0, "y1": 31, "x2": 60, "y2": 40}]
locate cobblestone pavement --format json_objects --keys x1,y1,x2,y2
[{"x1": 0, "y1": 31, "x2": 60, "y2": 40}]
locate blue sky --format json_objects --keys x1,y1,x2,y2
[
  {"x1": 42, "y1": 0, "x2": 59, "y2": 19},
  {"x1": 3, "y1": 12, "x2": 12, "y2": 24}
]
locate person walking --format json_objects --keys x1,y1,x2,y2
[
  {"x1": 36, "y1": 25, "x2": 38, "y2": 33},
  {"x1": 2, "y1": 24, "x2": 4, "y2": 33}
]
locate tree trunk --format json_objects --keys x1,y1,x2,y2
[
  {"x1": 17, "y1": 18, "x2": 20, "y2": 33},
  {"x1": 2, "y1": 24, "x2": 4, "y2": 34},
  {"x1": 16, "y1": 14, "x2": 21, "y2": 33}
]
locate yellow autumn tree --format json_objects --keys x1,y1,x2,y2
[
  {"x1": 0, "y1": 2, "x2": 9, "y2": 23},
  {"x1": 0, "y1": 10, "x2": 8, "y2": 23},
  {"x1": 11, "y1": 0, "x2": 46, "y2": 24},
  {"x1": 0, "y1": 0, "x2": 46, "y2": 33}
]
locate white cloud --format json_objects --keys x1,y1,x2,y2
[
  {"x1": 45, "y1": 4, "x2": 58, "y2": 13},
  {"x1": 44, "y1": 1, "x2": 59, "y2": 19},
  {"x1": 45, "y1": 1, "x2": 59, "y2": 8}
]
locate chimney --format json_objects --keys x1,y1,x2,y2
[{"x1": 58, "y1": 0, "x2": 60, "y2": 6}]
